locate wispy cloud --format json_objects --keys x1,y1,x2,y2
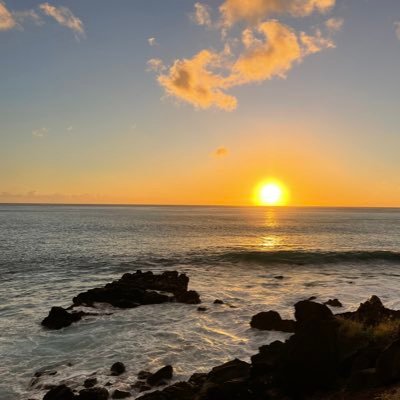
[
  {"x1": 220, "y1": 0, "x2": 335, "y2": 28},
  {"x1": 150, "y1": 0, "x2": 340, "y2": 111},
  {"x1": 148, "y1": 37, "x2": 157, "y2": 46},
  {"x1": 213, "y1": 146, "x2": 229, "y2": 157},
  {"x1": 32, "y1": 127, "x2": 47, "y2": 138},
  {"x1": 395, "y1": 21, "x2": 400, "y2": 41},
  {"x1": 191, "y1": 3, "x2": 212, "y2": 28},
  {"x1": 39, "y1": 3, "x2": 85, "y2": 39},
  {"x1": 0, "y1": 1, "x2": 16, "y2": 31}
]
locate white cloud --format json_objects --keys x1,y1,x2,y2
[
  {"x1": 395, "y1": 21, "x2": 400, "y2": 41},
  {"x1": 66, "y1": 126, "x2": 73, "y2": 132},
  {"x1": 32, "y1": 127, "x2": 47, "y2": 138},
  {"x1": 147, "y1": 58, "x2": 165, "y2": 73},
  {"x1": 39, "y1": 3, "x2": 85, "y2": 39},
  {"x1": 191, "y1": 3, "x2": 212, "y2": 28},
  {"x1": 0, "y1": 1, "x2": 16, "y2": 31},
  {"x1": 148, "y1": 37, "x2": 157, "y2": 46}
]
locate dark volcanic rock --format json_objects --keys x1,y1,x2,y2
[
  {"x1": 132, "y1": 381, "x2": 151, "y2": 392},
  {"x1": 250, "y1": 311, "x2": 295, "y2": 333},
  {"x1": 137, "y1": 382, "x2": 197, "y2": 400},
  {"x1": 207, "y1": 359, "x2": 250, "y2": 384},
  {"x1": 84, "y1": 378, "x2": 98, "y2": 388},
  {"x1": 325, "y1": 298, "x2": 343, "y2": 308},
  {"x1": 197, "y1": 306, "x2": 207, "y2": 312},
  {"x1": 147, "y1": 365, "x2": 173, "y2": 386},
  {"x1": 112, "y1": 389, "x2": 131, "y2": 398},
  {"x1": 111, "y1": 362, "x2": 126, "y2": 376},
  {"x1": 44, "y1": 271, "x2": 201, "y2": 329},
  {"x1": 137, "y1": 370, "x2": 152, "y2": 380},
  {"x1": 251, "y1": 340, "x2": 285, "y2": 376},
  {"x1": 376, "y1": 339, "x2": 400, "y2": 385},
  {"x1": 213, "y1": 299, "x2": 224, "y2": 304},
  {"x1": 42, "y1": 307, "x2": 84, "y2": 330},
  {"x1": 76, "y1": 387, "x2": 109, "y2": 400},
  {"x1": 294, "y1": 300, "x2": 333, "y2": 324},
  {"x1": 278, "y1": 318, "x2": 340, "y2": 394},
  {"x1": 339, "y1": 295, "x2": 400, "y2": 326},
  {"x1": 43, "y1": 385, "x2": 75, "y2": 400}
]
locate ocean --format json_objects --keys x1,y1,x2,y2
[{"x1": 1, "y1": 205, "x2": 400, "y2": 399}]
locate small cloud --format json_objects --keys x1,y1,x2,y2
[
  {"x1": 325, "y1": 17, "x2": 344, "y2": 33},
  {"x1": 147, "y1": 58, "x2": 165, "y2": 72},
  {"x1": 0, "y1": 1, "x2": 17, "y2": 31},
  {"x1": 66, "y1": 125, "x2": 73, "y2": 132},
  {"x1": 39, "y1": 3, "x2": 85, "y2": 39},
  {"x1": 148, "y1": 37, "x2": 157, "y2": 46},
  {"x1": 13, "y1": 9, "x2": 43, "y2": 27},
  {"x1": 213, "y1": 146, "x2": 229, "y2": 157},
  {"x1": 131, "y1": 123, "x2": 137, "y2": 130},
  {"x1": 395, "y1": 21, "x2": 400, "y2": 41},
  {"x1": 32, "y1": 127, "x2": 47, "y2": 138},
  {"x1": 191, "y1": 3, "x2": 212, "y2": 28}
]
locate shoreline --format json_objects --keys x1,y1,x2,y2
[{"x1": 29, "y1": 270, "x2": 400, "y2": 400}]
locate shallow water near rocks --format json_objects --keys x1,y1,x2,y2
[{"x1": 1, "y1": 205, "x2": 400, "y2": 399}]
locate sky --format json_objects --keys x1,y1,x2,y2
[{"x1": 1, "y1": 0, "x2": 400, "y2": 206}]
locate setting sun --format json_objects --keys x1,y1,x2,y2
[{"x1": 255, "y1": 181, "x2": 288, "y2": 206}]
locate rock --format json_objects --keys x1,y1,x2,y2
[
  {"x1": 339, "y1": 295, "x2": 400, "y2": 326},
  {"x1": 43, "y1": 385, "x2": 75, "y2": 400},
  {"x1": 376, "y1": 339, "x2": 400, "y2": 385},
  {"x1": 112, "y1": 389, "x2": 131, "y2": 399},
  {"x1": 188, "y1": 373, "x2": 207, "y2": 386},
  {"x1": 175, "y1": 290, "x2": 201, "y2": 305},
  {"x1": 147, "y1": 365, "x2": 173, "y2": 386},
  {"x1": 274, "y1": 276, "x2": 284, "y2": 280},
  {"x1": 197, "y1": 307, "x2": 207, "y2": 312},
  {"x1": 325, "y1": 299, "x2": 343, "y2": 308},
  {"x1": 76, "y1": 387, "x2": 109, "y2": 400},
  {"x1": 207, "y1": 359, "x2": 250, "y2": 384},
  {"x1": 278, "y1": 318, "x2": 340, "y2": 394},
  {"x1": 132, "y1": 381, "x2": 151, "y2": 392},
  {"x1": 42, "y1": 307, "x2": 84, "y2": 330},
  {"x1": 111, "y1": 362, "x2": 126, "y2": 376},
  {"x1": 137, "y1": 371, "x2": 152, "y2": 380},
  {"x1": 213, "y1": 299, "x2": 224, "y2": 304},
  {"x1": 294, "y1": 300, "x2": 333, "y2": 324},
  {"x1": 308, "y1": 296, "x2": 317, "y2": 301},
  {"x1": 251, "y1": 340, "x2": 285, "y2": 376},
  {"x1": 136, "y1": 382, "x2": 197, "y2": 400},
  {"x1": 347, "y1": 368, "x2": 378, "y2": 391},
  {"x1": 250, "y1": 311, "x2": 295, "y2": 333},
  {"x1": 83, "y1": 378, "x2": 98, "y2": 388}
]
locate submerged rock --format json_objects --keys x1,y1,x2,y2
[
  {"x1": 83, "y1": 378, "x2": 97, "y2": 388},
  {"x1": 213, "y1": 299, "x2": 224, "y2": 304},
  {"x1": 250, "y1": 311, "x2": 295, "y2": 333},
  {"x1": 41, "y1": 307, "x2": 84, "y2": 330},
  {"x1": 112, "y1": 389, "x2": 131, "y2": 399}
]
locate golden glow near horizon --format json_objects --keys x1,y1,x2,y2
[{"x1": 254, "y1": 181, "x2": 288, "y2": 206}]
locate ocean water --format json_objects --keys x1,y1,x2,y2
[{"x1": 1, "y1": 205, "x2": 400, "y2": 399}]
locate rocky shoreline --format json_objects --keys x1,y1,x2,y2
[{"x1": 34, "y1": 271, "x2": 400, "y2": 399}]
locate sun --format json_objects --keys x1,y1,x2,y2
[{"x1": 254, "y1": 181, "x2": 288, "y2": 206}]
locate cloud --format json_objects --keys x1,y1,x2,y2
[
  {"x1": 13, "y1": 9, "x2": 43, "y2": 27},
  {"x1": 148, "y1": 37, "x2": 157, "y2": 46},
  {"x1": 0, "y1": 1, "x2": 16, "y2": 31},
  {"x1": 66, "y1": 126, "x2": 73, "y2": 132},
  {"x1": 147, "y1": 58, "x2": 165, "y2": 72},
  {"x1": 39, "y1": 3, "x2": 84, "y2": 38},
  {"x1": 220, "y1": 0, "x2": 336, "y2": 28},
  {"x1": 325, "y1": 17, "x2": 343, "y2": 33},
  {"x1": 213, "y1": 146, "x2": 229, "y2": 157},
  {"x1": 395, "y1": 22, "x2": 400, "y2": 41},
  {"x1": 32, "y1": 127, "x2": 47, "y2": 138},
  {"x1": 156, "y1": 20, "x2": 336, "y2": 110},
  {"x1": 191, "y1": 3, "x2": 212, "y2": 27},
  {"x1": 157, "y1": 49, "x2": 237, "y2": 111}
]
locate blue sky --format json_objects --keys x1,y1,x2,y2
[{"x1": 1, "y1": 0, "x2": 400, "y2": 205}]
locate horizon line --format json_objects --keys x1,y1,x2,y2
[{"x1": 0, "y1": 202, "x2": 400, "y2": 209}]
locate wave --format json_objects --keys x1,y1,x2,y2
[{"x1": 216, "y1": 250, "x2": 400, "y2": 265}]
